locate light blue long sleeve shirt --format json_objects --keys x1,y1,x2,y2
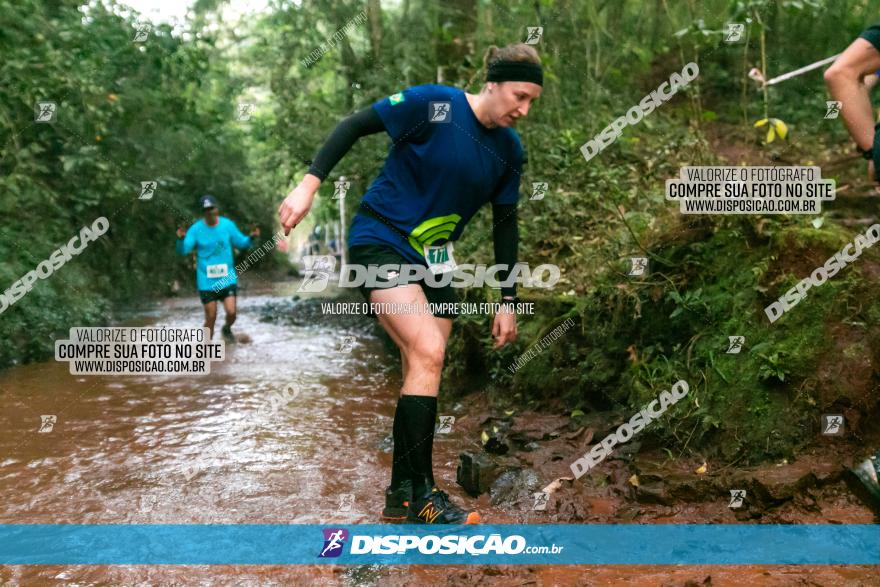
[{"x1": 176, "y1": 217, "x2": 252, "y2": 290}]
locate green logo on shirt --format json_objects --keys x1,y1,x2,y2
[
  {"x1": 408, "y1": 214, "x2": 461, "y2": 255},
  {"x1": 389, "y1": 92, "x2": 405, "y2": 105}
]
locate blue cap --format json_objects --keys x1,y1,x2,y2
[{"x1": 200, "y1": 194, "x2": 218, "y2": 209}]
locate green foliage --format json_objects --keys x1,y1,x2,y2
[{"x1": 0, "y1": 0, "x2": 279, "y2": 366}]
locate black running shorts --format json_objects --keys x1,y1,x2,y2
[
  {"x1": 347, "y1": 244, "x2": 459, "y2": 319},
  {"x1": 199, "y1": 284, "x2": 237, "y2": 305}
]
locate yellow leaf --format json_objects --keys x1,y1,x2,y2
[
  {"x1": 766, "y1": 127, "x2": 775, "y2": 143},
  {"x1": 481, "y1": 430, "x2": 489, "y2": 444},
  {"x1": 773, "y1": 118, "x2": 788, "y2": 140},
  {"x1": 695, "y1": 461, "x2": 708, "y2": 474},
  {"x1": 628, "y1": 474, "x2": 639, "y2": 487},
  {"x1": 754, "y1": 118, "x2": 769, "y2": 128}
]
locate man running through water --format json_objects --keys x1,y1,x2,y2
[
  {"x1": 824, "y1": 26, "x2": 880, "y2": 507},
  {"x1": 278, "y1": 43, "x2": 542, "y2": 524},
  {"x1": 176, "y1": 195, "x2": 260, "y2": 342}
]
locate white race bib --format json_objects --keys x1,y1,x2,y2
[
  {"x1": 206, "y1": 263, "x2": 229, "y2": 278},
  {"x1": 423, "y1": 242, "x2": 457, "y2": 275}
]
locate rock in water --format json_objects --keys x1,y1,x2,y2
[
  {"x1": 456, "y1": 452, "x2": 499, "y2": 497},
  {"x1": 377, "y1": 434, "x2": 394, "y2": 454},
  {"x1": 489, "y1": 468, "x2": 541, "y2": 506}
]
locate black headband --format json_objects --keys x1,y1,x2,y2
[{"x1": 486, "y1": 59, "x2": 543, "y2": 86}]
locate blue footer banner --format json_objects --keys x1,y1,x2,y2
[{"x1": 1, "y1": 524, "x2": 878, "y2": 565}]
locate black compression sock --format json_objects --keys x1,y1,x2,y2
[
  {"x1": 389, "y1": 397, "x2": 411, "y2": 489},
  {"x1": 392, "y1": 394, "x2": 438, "y2": 497}
]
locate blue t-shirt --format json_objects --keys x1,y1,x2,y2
[
  {"x1": 348, "y1": 84, "x2": 524, "y2": 264},
  {"x1": 176, "y1": 217, "x2": 252, "y2": 291}
]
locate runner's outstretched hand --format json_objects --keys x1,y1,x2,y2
[
  {"x1": 176, "y1": 225, "x2": 187, "y2": 238},
  {"x1": 279, "y1": 176, "x2": 320, "y2": 235},
  {"x1": 249, "y1": 225, "x2": 261, "y2": 238},
  {"x1": 492, "y1": 307, "x2": 518, "y2": 349}
]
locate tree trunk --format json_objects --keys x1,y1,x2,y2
[
  {"x1": 367, "y1": 0, "x2": 382, "y2": 65},
  {"x1": 435, "y1": 0, "x2": 476, "y2": 86}
]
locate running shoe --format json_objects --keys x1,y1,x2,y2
[
  {"x1": 847, "y1": 450, "x2": 880, "y2": 509},
  {"x1": 381, "y1": 479, "x2": 412, "y2": 521},
  {"x1": 221, "y1": 324, "x2": 235, "y2": 343},
  {"x1": 407, "y1": 486, "x2": 481, "y2": 525}
]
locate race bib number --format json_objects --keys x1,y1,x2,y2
[
  {"x1": 423, "y1": 242, "x2": 457, "y2": 275},
  {"x1": 206, "y1": 263, "x2": 229, "y2": 278}
]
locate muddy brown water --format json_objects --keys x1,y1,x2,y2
[{"x1": 0, "y1": 283, "x2": 877, "y2": 585}]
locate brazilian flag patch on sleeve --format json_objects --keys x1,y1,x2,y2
[{"x1": 389, "y1": 92, "x2": 405, "y2": 105}]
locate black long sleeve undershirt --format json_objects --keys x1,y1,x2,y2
[
  {"x1": 307, "y1": 106, "x2": 384, "y2": 181},
  {"x1": 307, "y1": 105, "x2": 519, "y2": 297},
  {"x1": 492, "y1": 204, "x2": 518, "y2": 299}
]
